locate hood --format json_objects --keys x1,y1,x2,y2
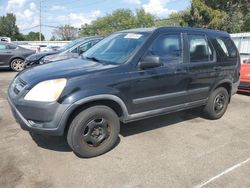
[
  {"x1": 26, "y1": 51, "x2": 60, "y2": 61},
  {"x1": 19, "y1": 58, "x2": 117, "y2": 88},
  {"x1": 42, "y1": 52, "x2": 78, "y2": 63}
]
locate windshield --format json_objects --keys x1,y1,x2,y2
[
  {"x1": 59, "y1": 39, "x2": 82, "y2": 51},
  {"x1": 82, "y1": 32, "x2": 148, "y2": 64}
]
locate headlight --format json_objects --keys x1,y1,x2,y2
[
  {"x1": 24, "y1": 78, "x2": 67, "y2": 102},
  {"x1": 39, "y1": 58, "x2": 46, "y2": 64}
]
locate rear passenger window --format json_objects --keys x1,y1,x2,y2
[
  {"x1": 188, "y1": 35, "x2": 215, "y2": 63},
  {"x1": 147, "y1": 34, "x2": 182, "y2": 64},
  {"x1": 8, "y1": 45, "x2": 17, "y2": 50},
  {"x1": 215, "y1": 38, "x2": 237, "y2": 58}
]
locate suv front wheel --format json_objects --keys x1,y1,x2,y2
[
  {"x1": 203, "y1": 87, "x2": 229, "y2": 120},
  {"x1": 67, "y1": 105, "x2": 120, "y2": 158}
]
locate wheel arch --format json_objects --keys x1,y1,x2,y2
[
  {"x1": 63, "y1": 95, "x2": 129, "y2": 135},
  {"x1": 9, "y1": 56, "x2": 25, "y2": 64},
  {"x1": 211, "y1": 80, "x2": 232, "y2": 102}
]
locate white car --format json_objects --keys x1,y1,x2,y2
[
  {"x1": 0, "y1": 37, "x2": 11, "y2": 43},
  {"x1": 13, "y1": 42, "x2": 40, "y2": 53}
]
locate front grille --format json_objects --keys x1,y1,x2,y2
[{"x1": 13, "y1": 78, "x2": 27, "y2": 95}]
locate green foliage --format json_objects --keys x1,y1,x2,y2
[
  {"x1": 135, "y1": 9, "x2": 155, "y2": 27},
  {"x1": 182, "y1": 0, "x2": 226, "y2": 29},
  {"x1": 50, "y1": 35, "x2": 56, "y2": 41},
  {"x1": 244, "y1": 11, "x2": 250, "y2": 31},
  {"x1": 0, "y1": 13, "x2": 21, "y2": 40},
  {"x1": 80, "y1": 9, "x2": 155, "y2": 36},
  {"x1": 155, "y1": 11, "x2": 188, "y2": 27},
  {"x1": 24, "y1": 32, "x2": 45, "y2": 41},
  {"x1": 183, "y1": 0, "x2": 250, "y2": 33}
]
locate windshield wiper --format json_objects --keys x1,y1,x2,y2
[{"x1": 85, "y1": 56, "x2": 101, "y2": 63}]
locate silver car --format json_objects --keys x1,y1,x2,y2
[{"x1": 0, "y1": 42, "x2": 35, "y2": 71}]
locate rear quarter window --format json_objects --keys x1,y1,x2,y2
[{"x1": 214, "y1": 37, "x2": 237, "y2": 59}]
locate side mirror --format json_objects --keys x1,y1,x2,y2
[
  {"x1": 138, "y1": 55, "x2": 162, "y2": 70},
  {"x1": 78, "y1": 49, "x2": 85, "y2": 55}
]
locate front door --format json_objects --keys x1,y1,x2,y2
[{"x1": 130, "y1": 33, "x2": 190, "y2": 114}]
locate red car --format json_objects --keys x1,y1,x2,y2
[{"x1": 238, "y1": 60, "x2": 250, "y2": 93}]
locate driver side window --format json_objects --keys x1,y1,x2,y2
[
  {"x1": 146, "y1": 34, "x2": 183, "y2": 64},
  {"x1": 79, "y1": 42, "x2": 92, "y2": 53}
]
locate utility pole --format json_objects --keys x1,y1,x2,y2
[{"x1": 39, "y1": 0, "x2": 42, "y2": 41}]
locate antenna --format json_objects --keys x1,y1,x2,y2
[{"x1": 39, "y1": 0, "x2": 42, "y2": 41}]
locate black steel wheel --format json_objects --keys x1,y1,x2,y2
[
  {"x1": 67, "y1": 105, "x2": 120, "y2": 158},
  {"x1": 203, "y1": 87, "x2": 229, "y2": 120},
  {"x1": 83, "y1": 118, "x2": 111, "y2": 147}
]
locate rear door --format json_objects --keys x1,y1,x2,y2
[
  {"x1": 185, "y1": 33, "x2": 218, "y2": 103},
  {"x1": 211, "y1": 37, "x2": 239, "y2": 84}
]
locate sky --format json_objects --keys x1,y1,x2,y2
[{"x1": 0, "y1": 0, "x2": 190, "y2": 40}]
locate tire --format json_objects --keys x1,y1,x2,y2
[
  {"x1": 203, "y1": 87, "x2": 229, "y2": 120},
  {"x1": 10, "y1": 58, "x2": 25, "y2": 72},
  {"x1": 67, "y1": 105, "x2": 120, "y2": 158}
]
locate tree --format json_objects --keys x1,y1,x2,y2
[
  {"x1": 182, "y1": 0, "x2": 250, "y2": 33},
  {"x1": 52, "y1": 25, "x2": 78, "y2": 40},
  {"x1": 0, "y1": 13, "x2": 21, "y2": 40},
  {"x1": 80, "y1": 9, "x2": 155, "y2": 36},
  {"x1": 50, "y1": 35, "x2": 56, "y2": 41},
  {"x1": 182, "y1": 0, "x2": 226, "y2": 30},
  {"x1": 155, "y1": 11, "x2": 188, "y2": 27},
  {"x1": 24, "y1": 32, "x2": 45, "y2": 41},
  {"x1": 135, "y1": 9, "x2": 155, "y2": 27},
  {"x1": 205, "y1": 0, "x2": 248, "y2": 32},
  {"x1": 243, "y1": 12, "x2": 250, "y2": 31}
]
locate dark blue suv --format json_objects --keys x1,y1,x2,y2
[{"x1": 8, "y1": 27, "x2": 240, "y2": 158}]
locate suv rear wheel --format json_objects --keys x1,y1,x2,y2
[
  {"x1": 203, "y1": 87, "x2": 229, "y2": 120},
  {"x1": 67, "y1": 105, "x2": 120, "y2": 158}
]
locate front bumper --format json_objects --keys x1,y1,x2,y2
[
  {"x1": 7, "y1": 78, "x2": 71, "y2": 136},
  {"x1": 8, "y1": 97, "x2": 69, "y2": 136}
]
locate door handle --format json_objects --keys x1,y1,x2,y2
[
  {"x1": 214, "y1": 66, "x2": 222, "y2": 71},
  {"x1": 4, "y1": 51, "x2": 11, "y2": 54}
]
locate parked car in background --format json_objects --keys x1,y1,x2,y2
[
  {"x1": 238, "y1": 59, "x2": 250, "y2": 93},
  {"x1": 24, "y1": 36, "x2": 103, "y2": 68},
  {"x1": 8, "y1": 27, "x2": 240, "y2": 158},
  {"x1": 13, "y1": 42, "x2": 41, "y2": 53},
  {"x1": 231, "y1": 33, "x2": 250, "y2": 92},
  {"x1": 40, "y1": 45, "x2": 60, "y2": 52},
  {"x1": 0, "y1": 42, "x2": 35, "y2": 71},
  {"x1": 0, "y1": 37, "x2": 11, "y2": 43},
  {"x1": 40, "y1": 36, "x2": 103, "y2": 64}
]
